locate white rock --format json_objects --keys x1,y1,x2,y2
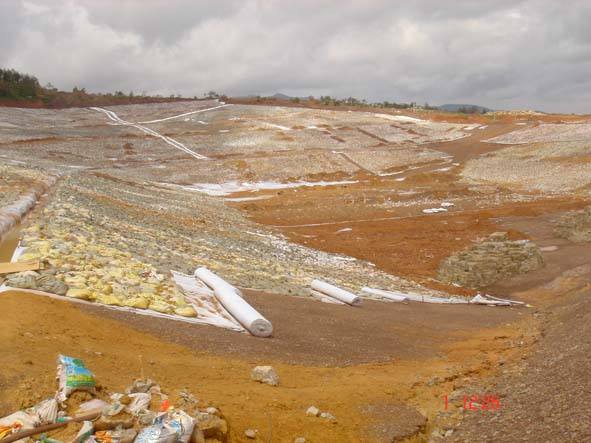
[
  {"x1": 244, "y1": 429, "x2": 257, "y2": 439},
  {"x1": 294, "y1": 438, "x2": 306, "y2": 443},
  {"x1": 251, "y1": 365, "x2": 279, "y2": 386},
  {"x1": 320, "y1": 412, "x2": 336, "y2": 420},
  {"x1": 306, "y1": 406, "x2": 320, "y2": 417}
]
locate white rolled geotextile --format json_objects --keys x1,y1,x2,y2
[
  {"x1": 363, "y1": 287, "x2": 467, "y2": 304},
  {"x1": 194, "y1": 267, "x2": 242, "y2": 296},
  {"x1": 194, "y1": 267, "x2": 273, "y2": 337},
  {"x1": 361, "y1": 287, "x2": 408, "y2": 302},
  {"x1": 402, "y1": 291, "x2": 467, "y2": 304},
  {"x1": 311, "y1": 279, "x2": 361, "y2": 306}
]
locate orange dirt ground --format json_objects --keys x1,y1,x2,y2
[{"x1": 0, "y1": 290, "x2": 533, "y2": 442}]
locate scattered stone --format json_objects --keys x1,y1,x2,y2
[
  {"x1": 94, "y1": 414, "x2": 135, "y2": 431},
  {"x1": 189, "y1": 426, "x2": 205, "y2": 443},
  {"x1": 306, "y1": 406, "x2": 320, "y2": 417},
  {"x1": 244, "y1": 429, "x2": 257, "y2": 439},
  {"x1": 251, "y1": 365, "x2": 279, "y2": 386},
  {"x1": 126, "y1": 378, "x2": 156, "y2": 394},
  {"x1": 320, "y1": 411, "x2": 336, "y2": 421},
  {"x1": 197, "y1": 414, "x2": 228, "y2": 442}
]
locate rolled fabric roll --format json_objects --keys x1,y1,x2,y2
[
  {"x1": 397, "y1": 291, "x2": 468, "y2": 304},
  {"x1": 194, "y1": 267, "x2": 273, "y2": 337},
  {"x1": 194, "y1": 267, "x2": 242, "y2": 296},
  {"x1": 361, "y1": 287, "x2": 408, "y2": 302},
  {"x1": 311, "y1": 279, "x2": 361, "y2": 306}
]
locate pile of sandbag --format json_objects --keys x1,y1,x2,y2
[{"x1": 0, "y1": 355, "x2": 229, "y2": 443}]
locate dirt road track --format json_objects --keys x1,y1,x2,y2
[{"x1": 79, "y1": 289, "x2": 521, "y2": 366}]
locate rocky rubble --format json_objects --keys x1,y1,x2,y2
[
  {"x1": 0, "y1": 356, "x2": 231, "y2": 443},
  {"x1": 250, "y1": 366, "x2": 279, "y2": 386},
  {"x1": 438, "y1": 232, "x2": 544, "y2": 288},
  {"x1": 554, "y1": 206, "x2": 591, "y2": 242}
]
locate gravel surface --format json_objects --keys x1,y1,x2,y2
[{"x1": 445, "y1": 281, "x2": 591, "y2": 442}]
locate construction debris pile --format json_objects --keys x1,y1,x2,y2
[
  {"x1": 0, "y1": 355, "x2": 229, "y2": 443},
  {"x1": 438, "y1": 232, "x2": 544, "y2": 288},
  {"x1": 554, "y1": 206, "x2": 591, "y2": 243}
]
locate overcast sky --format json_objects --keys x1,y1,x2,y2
[{"x1": 2, "y1": 0, "x2": 591, "y2": 113}]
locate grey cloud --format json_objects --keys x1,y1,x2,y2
[{"x1": 1, "y1": 0, "x2": 590, "y2": 112}]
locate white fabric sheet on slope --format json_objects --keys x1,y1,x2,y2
[
  {"x1": 0, "y1": 285, "x2": 246, "y2": 330},
  {"x1": 469, "y1": 294, "x2": 524, "y2": 306},
  {"x1": 470, "y1": 294, "x2": 511, "y2": 306},
  {"x1": 171, "y1": 271, "x2": 245, "y2": 332},
  {"x1": 479, "y1": 293, "x2": 525, "y2": 305},
  {"x1": 194, "y1": 267, "x2": 273, "y2": 337},
  {"x1": 364, "y1": 287, "x2": 468, "y2": 304},
  {"x1": 310, "y1": 289, "x2": 346, "y2": 305},
  {"x1": 310, "y1": 279, "x2": 361, "y2": 306},
  {"x1": 361, "y1": 287, "x2": 408, "y2": 302}
]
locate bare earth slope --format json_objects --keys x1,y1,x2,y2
[{"x1": 448, "y1": 283, "x2": 591, "y2": 442}]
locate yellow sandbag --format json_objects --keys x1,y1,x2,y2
[
  {"x1": 174, "y1": 306, "x2": 197, "y2": 317},
  {"x1": 66, "y1": 288, "x2": 93, "y2": 300},
  {"x1": 149, "y1": 299, "x2": 173, "y2": 314},
  {"x1": 122, "y1": 297, "x2": 150, "y2": 309},
  {"x1": 98, "y1": 294, "x2": 123, "y2": 306}
]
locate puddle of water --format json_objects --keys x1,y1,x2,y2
[{"x1": 0, "y1": 224, "x2": 21, "y2": 263}]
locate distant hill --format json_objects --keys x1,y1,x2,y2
[
  {"x1": 438, "y1": 104, "x2": 492, "y2": 114},
  {"x1": 271, "y1": 93, "x2": 293, "y2": 100}
]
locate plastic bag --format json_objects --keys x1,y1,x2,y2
[
  {"x1": 134, "y1": 411, "x2": 194, "y2": 443},
  {"x1": 126, "y1": 393, "x2": 151, "y2": 416},
  {"x1": 133, "y1": 423, "x2": 176, "y2": 443},
  {"x1": 28, "y1": 398, "x2": 59, "y2": 425},
  {"x1": 165, "y1": 410, "x2": 194, "y2": 443},
  {"x1": 94, "y1": 429, "x2": 137, "y2": 443},
  {"x1": 57, "y1": 355, "x2": 96, "y2": 401},
  {"x1": 77, "y1": 399, "x2": 109, "y2": 414},
  {"x1": 73, "y1": 421, "x2": 94, "y2": 443},
  {"x1": 0, "y1": 411, "x2": 39, "y2": 436}
]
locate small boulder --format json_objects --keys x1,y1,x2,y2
[
  {"x1": 320, "y1": 412, "x2": 336, "y2": 421},
  {"x1": 244, "y1": 429, "x2": 257, "y2": 439},
  {"x1": 306, "y1": 406, "x2": 320, "y2": 417},
  {"x1": 294, "y1": 438, "x2": 306, "y2": 443},
  {"x1": 251, "y1": 366, "x2": 279, "y2": 386},
  {"x1": 189, "y1": 426, "x2": 205, "y2": 443},
  {"x1": 197, "y1": 414, "x2": 228, "y2": 442}
]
